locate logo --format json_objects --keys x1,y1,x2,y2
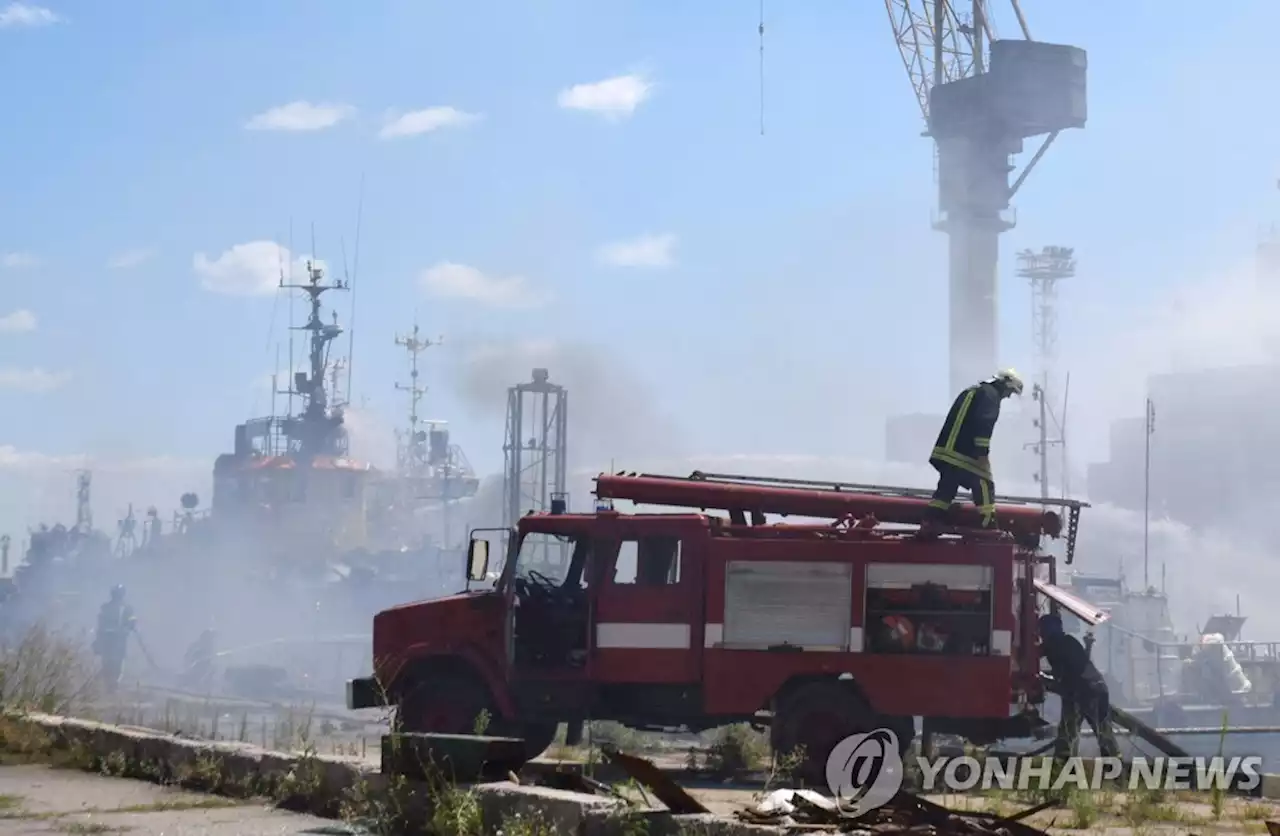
[{"x1": 825, "y1": 728, "x2": 905, "y2": 813}]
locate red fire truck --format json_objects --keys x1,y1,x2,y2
[{"x1": 347, "y1": 471, "x2": 1107, "y2": 779}]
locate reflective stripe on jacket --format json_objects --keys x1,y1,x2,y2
[{"x1": 930, "y1": 382, "x2": 1001, "y2": 478}]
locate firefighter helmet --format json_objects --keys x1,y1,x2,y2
[
  {"x1": 989, "y1": 368, "x2": 1024, "y2": 396},
  {"x1": 881, "y1": 615, "x2": 916, "y2": 651}
]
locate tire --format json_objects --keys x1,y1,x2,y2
[
  {"x1": 397, "y1": 671, "x2": 494, "y2": 736},
  {"x1": 771, "y1": 681, "x2": 879, "y2": 786},
  {"x1": 398, "y1": 671, "x2": 557, "y2": 762}
]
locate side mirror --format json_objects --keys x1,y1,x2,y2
[{"x1": 466, "y1": 538, "x2": 490, "y2": 583}]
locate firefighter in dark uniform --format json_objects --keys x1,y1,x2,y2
[
  {"x1": 93, "y1": 585, "x2": 135, "y2": 693},
  {"x1": 924, "y1": 369, "x2": 1024, "y2": 528},
  {"x1": 1039, "y1": 612, "x2": 1122, "y2": 760}
]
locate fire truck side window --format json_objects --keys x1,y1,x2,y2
[
  {"x1": 612, "y1": 537, "x2": 682, "y2": 586},
  {"x1": 514, "y1": 532, "x2": 580, "y2": 587},
  {"x1": 864, "y1": 563, "x2": 995, "y2": 656}
]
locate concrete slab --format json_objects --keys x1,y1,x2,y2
[{"x1": 0, "y1": 764, "x2": 333, "y2": 835}]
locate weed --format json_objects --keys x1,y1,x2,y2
[
  {"x1": 498, "y1": 809, "x2": 557, "y2": 836},
  {"x1": 588, "y1": 722, "x2": 643, "y2": 753},
  {"x1": 1241, "y1": 803, "x2": 1274, "y2": 820},
  {"x1": 694, "y1": 724, "x2": 767, "y2": 778},
  {"x1": 1121, "y1": 787, "x2": 1187, "y2": 826},
  {"x1": 0, "y1": 794, "x2": 21, "y2": 811},
  {"x1": 1062, "y1": 788, "x2": 1098, "y2": 829},
  {"x1": 766, "y1": 744, "x2": 805, "y2": 791},
  {"x1": 0, "y1": 623, "x2": 97, "y2": 715},
  {"x1": 473, "y1": 709, "x2": 491, "y2": 736},
  {"x1": 431, "y1": 784, "x2": 482, "y2": 836}
]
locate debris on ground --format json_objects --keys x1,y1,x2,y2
[
  {"x1": 599, "y1": 745, "x2": 710, "y2": 815},
  {"x1": 738, "y1": 789, "x2": 1055, "y2": 834}
]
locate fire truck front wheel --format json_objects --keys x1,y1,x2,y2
[
  {"x1": 772, "y1": 681, "x2": 905, "y2": 785},
  {"x1": 398, "y1": 671, "x2": 494, "y2": 737},
  {"x1": 397, "y1": 671, "x2": 558, "y2": 761}
]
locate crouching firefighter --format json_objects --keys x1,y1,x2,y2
[
  {"x1": 924, "y1": 369, "x2": 1024, "y2": 528},
  {"x1": 1039, "y1": 613, "x2": 1121, "y2": 760}
]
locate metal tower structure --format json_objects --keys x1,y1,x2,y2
[
  {"x1": 1016, "y1": 245, "x2": 1075, "y2": 393},
  {"x1": 1016, "y1": 247, "x2": 1073, "y2": 498},
  {"x1": 885, "y1": 0, "x2": 1087, "y2": 396},
  {"x1": 393, "y1": 323, "x2": 438, "y2": 475},
  {"x1": 502, "y1": 369, "x2": 568, "y2": 531}
]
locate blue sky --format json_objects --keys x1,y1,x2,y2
[{"x1": 3, "y1": 0, "x2": 1280, "y2": 483}]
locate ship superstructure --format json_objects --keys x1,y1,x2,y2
[{"x1": 210, "y1": 259, "x2": 372, "y2": 561}]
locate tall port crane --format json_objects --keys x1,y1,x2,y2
[{"x1": 883, "y1": 1, "x2": 1087, "y2": 396}]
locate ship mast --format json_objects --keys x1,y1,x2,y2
[
  {"x1": 278, "y1": 260, "x2": 349, "y2": 459},
  {"x1": 394, "y1": 323, "x2": 438, "y2": 476}
]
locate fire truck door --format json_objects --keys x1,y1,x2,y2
[{"x1": 593, "y1": 521, "x2": 701, "y2": 684}]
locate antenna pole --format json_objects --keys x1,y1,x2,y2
[
  {"x1": 346, "y1": 173, "x2": 365, "y2": 406},
  {"x1": 395, "y1": 323, "x2": 438, "y2": 474},
  {"x1": 1143, "y1": 397, "x2": 1154, "y2": 590}
]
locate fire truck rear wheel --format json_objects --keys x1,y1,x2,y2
[{"x1": 771, "y1": 681, "x2": 881, "y2": 785}]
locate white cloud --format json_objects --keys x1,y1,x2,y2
[
  {"x1": 193, "y1": 241, "x2": 323, "y2": 297},
  {"x1": 0, "y1": 3, "x2": 61, "y2": 28},
  {"x1": 557, "y1": 73, "x2": 652, "y2": 120},
  {"x1": 419, "y1": 262, "x2": 545, "y2": 308},
  {"x1": 0, "y1": 309, "x2": 36, "y2": 333},
  {"x1": 597, "y1": 233, "x2": 677, "y2": 268},
  {"x1": 379, "y1": 106, "x2": 481, "y2": 139},
  {"x1": 1, "y1": 252, "x2": 39, "y2": 268},
  {"x1": 107, "y1": 247, "x2": 157, "y2": 269},
  {"x1": 0, "y1": 367, "x2": 70, "y2": 392},
  {"x1": 244, "y1": 101, "x2": 355, "y2": 132}
]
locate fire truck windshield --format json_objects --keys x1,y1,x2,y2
[{"x1": 511, "y1": 531, "x2": 578, "y2": 587}]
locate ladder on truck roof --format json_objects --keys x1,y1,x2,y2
[
  {"x1": 592, "y1": 470, "x2": 1088, "y2": 564},
  {"x1": 684, "y1": 471, "x2": 1089, "y2": 512}
]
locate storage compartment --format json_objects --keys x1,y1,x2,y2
[
  {"x1": 865, "y1": 563, "x2": 994, "y2": 656},
  {"x1": 722, "y1": 561, "x2": 852, "y2": 651}
]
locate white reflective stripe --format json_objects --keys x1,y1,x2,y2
[
  {"x1": 596, "y1": 622, "x2": 691, "y2": 649},
  {"x1": 707, "y1": 623, "x2": 861, "y2": 652},
  {"x1": 992, "y1": 629, "x2": 1012, "y2": 656}
]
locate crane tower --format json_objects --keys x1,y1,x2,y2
[{"x1": 885, "y1": 0, "x2": 1087, "y2": 396}]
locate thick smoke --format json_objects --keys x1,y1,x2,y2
[
  {"x1": 343, "y1": 406, "x2": 398, "y2": 471},
  {"x1": 1060, "y1": 256, "x2": 1280, "y2": 635},
  {"x1": 442, "y1": 337, "x2": 689, "y2": 467}
]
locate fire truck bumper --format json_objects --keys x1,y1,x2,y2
[{"x1": 346, "y1": 677, "x2": 385, "y2": 710}]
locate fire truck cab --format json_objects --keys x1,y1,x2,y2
[{"x1": 348, "y1": 471, "x2": 1104, "y2": 780}]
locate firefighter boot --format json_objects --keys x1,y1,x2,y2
[{"x1": 918, "y1": 500, "x2": 951, "y2": 539}]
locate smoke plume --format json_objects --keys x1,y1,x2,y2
[{"x1": 442, "y1": 337, "x2": 689, "y2": 467}]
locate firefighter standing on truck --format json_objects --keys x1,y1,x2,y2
[
  {"x1": 1039, "y1": 613, "x2": 1122, "y2": 760},
  {"x1": 924, "y1": 369, "x2": 1024, "y2": 528}
]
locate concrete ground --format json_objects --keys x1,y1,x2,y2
[{"x1": 0, "y1": 764, "x2": 335, "y2": 835}]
